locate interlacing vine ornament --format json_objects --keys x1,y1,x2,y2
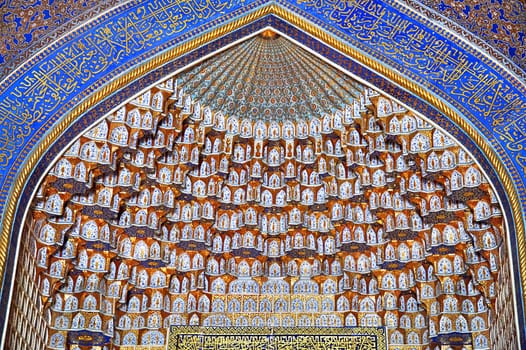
[{"x1": 30, "y1": 35, "x2": 502, "y2": 349}]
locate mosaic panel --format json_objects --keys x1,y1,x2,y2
[
  {"x1": 0, "y1": 0, "x2": 123, "y2": 79},
  {"x1": 414, "y1": 0, "x2": 526, "y2": 71},
  {"x1": 1, "y1": 1, "x2": 523, "y2": 80}
]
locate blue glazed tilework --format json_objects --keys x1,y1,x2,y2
[
  {"x1": 0, "y1": 0, "x2": 123, "y2": 79},
  {"x1": 0, "y1": 0, "x2": 524, "y2": 231},
  {"x1": 2, "y1": 1, "x2": 523, "y2": 79},
  {"x1": 3, "y1": 0, "x2": 523, "y2": 226},
  {"x1": 418, "y1": 0, "x2": 526, "y2": 70},
  {"x1": 0, "y1": 0, "x2": 525, "y2": 340}
]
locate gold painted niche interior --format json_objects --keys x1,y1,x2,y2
[{"x1": 6, "y1": 32, "x2": 516, "y2": 350}]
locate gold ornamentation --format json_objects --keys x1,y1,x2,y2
[
  {"x1": 2, "y1": 2, "x2": 525, "y2": 335},
  {"x1": 167, "y1": 327, "x2": 386, "y2": 350}
]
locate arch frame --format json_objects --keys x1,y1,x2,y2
[{"x1": 0, "y1": 0, "x2": 524, "y2": 345}]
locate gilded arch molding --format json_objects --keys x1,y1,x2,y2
[{"x1": 0, "y1": 0, "x2": 525, "y2": 343}]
